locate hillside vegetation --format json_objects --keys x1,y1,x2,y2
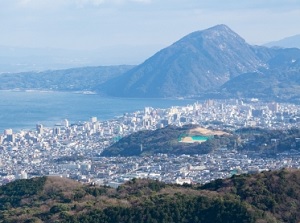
[
  {"x1": 1, "y1": 169, "x2": 300, "y2": 222},
  {"x1": 101, "y1": 24, "x2": 300, "y2": 100},
  {"x1": 1, "y1": 25, "x2": 300, "y2": 101},
  {"x1": 101, "y1": 125, "x2": 233, "y2": 157},
  {"x1": 0, "y1": 65, "x2": 133, "y2": 91},
  {"x1": 101, "y1": 125, "x2": 300, "y2": 157}
]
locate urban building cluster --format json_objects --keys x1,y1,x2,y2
[{"x1": 1, "y1": 99, "x2": 300, "y2": 186}]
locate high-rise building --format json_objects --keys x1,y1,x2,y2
[
  {"x1": 53, "y1": 127, "x2": 61, "y2": 135},
  {"x1": 4, "y1": 129, "x2": 13, "y2": 135},
  {"x1": 144, "y1": 107, "x2": 151, "y2": 115},
  {"x1": 36, "y1": 124, "x2": 43, "y2": 134},
  {"x1": 91, "y1": 117, "x2": 97, "y2": 123},
  {"x1": 63, "y1": 119, "x2": 69, "y2": 128},
  {"x1": 92, "y1": 122, "x2": 99, "y2": 132},
  {"x1": 4, "y1": 129, "x2": 14, "y2": 142},
  {"x1": 268, "y1": 102, "x2": 279, "y2": 113},
  {"x1": 6, "y1": 134, "x2": 15, "y2": 143},
  {"x1": 19, "y1": 171, "x2": 28, "y2": 179}
]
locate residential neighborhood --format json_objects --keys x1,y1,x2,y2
[{"x1": 1, "y1": 99, "x2": 300, "y2": 187}]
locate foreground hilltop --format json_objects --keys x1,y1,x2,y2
[{"x1": 1, "y1": 169, "x2": 300, "y2": 222}]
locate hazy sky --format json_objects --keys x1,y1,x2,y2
[{"x1": 1, "y1": 0, "x2": 300, "y2": 65}]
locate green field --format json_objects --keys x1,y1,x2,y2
[
  {"x1": 179, "y1": 135, "x2": 213, "y2": 142},
  {"x1": 191, "y1": 136, "x2": 211, "y2": 141}
]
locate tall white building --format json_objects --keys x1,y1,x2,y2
[
  {"x1": 36, "y1": 124, "x2": 43, "y2": 134},
  {"x1": 53, "y1": 127, "x2": 61, "y2": 135},
  {"x1": 91, "y1": 117, "x2": 97, "y2": 123},
  {"x1": 4, "y1": 129, "x2": 13, "y2": 135},
  {"x1": 63, "y1": 119, "x2": 69, "y2": 128},
  {"x1": 4, "y1": 129, "x2": 14, "y2": 142}
]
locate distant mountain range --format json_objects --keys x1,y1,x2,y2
[
  {"x1": 1, "y1": 25, "x2": 300, "y2": 101},
  {"x1": 0, "y1": 65, "x2": 134, "y2": 91},
  {"x1": 102, "y1": 25, "x2": 272, "y2": 98},
  {"x1": 101, "y1": 24, "x2": 300, "y2": 100},
  {"x1": 265, "y1": 34, "x2": 300, "y2": 49},
  {"x1": 0, "y1": 45, "x2": 148, "y2": 73},
  {"x1": 0, "y1": 46, "x2": 104, "y2": 73},
  {"x1": 218, "y1": 46, "x2": 300, "y2": 101}
]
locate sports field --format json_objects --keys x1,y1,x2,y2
[{"x1": 179, "y1": 127, "x2": 228, "y2": 143}]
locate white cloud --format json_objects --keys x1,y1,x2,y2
[
  {"x1": 16, "y1": 0, "x2": 69, "y2": 9},
  {"x1": 130, "y1": 0, "x2": 152, "y2": 3},
  {"x1": 15, "y1": 0, "x2": 152, "y2": 9},
  {"x1": 75, "y1": 0, "x2": 105, "y2": 7},
  {"x1": 19, "y1": 0, "x2": 32, "y2": 5}
]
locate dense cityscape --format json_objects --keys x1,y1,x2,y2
[{"x1": 1, "y1": 99, "x2": 300, "y2": 187}]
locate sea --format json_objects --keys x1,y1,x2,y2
[{"x1": 0, "y1": 90, "x2": 195, "y2": 133}]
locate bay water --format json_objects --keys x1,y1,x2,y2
[{"x1": 0, "y1": 90, "x2": 195, "y2": 132}]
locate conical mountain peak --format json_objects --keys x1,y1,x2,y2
[
  {"x1": 176, "y1": 24, "x2": 245, "y2": 47},
  {"x1": 102, "y1": 25, "x2": 275, "y2": 98},
  {"x1": 208, "y1": 24, "x2": 232, "y2": 31}
]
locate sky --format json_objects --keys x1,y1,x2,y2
[{"x1": 1, "y1": 0, "x2": 300, "y2": 66}]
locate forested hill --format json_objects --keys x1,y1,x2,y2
[
  {"x1": 1, "y1": 169, "x2": 300, "y2": 222},
  {"x1": 0, "y1": 65, "x2": 134, "y2": 91},
  {"x1": 101, "y1": 124, "x2": 232, "y2": 157},
  {"x1": 101, "y1": 125, "x2": 300, "y2": 157}
]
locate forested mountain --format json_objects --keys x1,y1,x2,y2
[
  {"x1": 0, "y1": 65, "x2": 134, "y2": 91},
  {"x1": 1, "y1": 25, "x2": 300, "y2": 101},
  {"x1": 219, "y1": 47, "x2": 300, "y2": 102},
  {"x1": 265, "y1": 34, "x2": 300, "y2": 49},
  {"x1": 102, "y1": 24, "x2": 274, "y2": 98},
  {"x1": 101, "y1": 24, "x2": 300, "y2": 99},
  {"x1": 219, "y1": 69, "x2": 300, "y2": 102},
  {"x1": 1, "y1": 169, "x2": 300, "y2": 222}
]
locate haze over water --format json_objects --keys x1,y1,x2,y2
[{"x1": 0, "y1": 90, "x2": 195, "y2": 133}]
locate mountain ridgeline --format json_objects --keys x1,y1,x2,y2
[
  {"x1": 101, "y1": 24, "x2": 300, "y2": 100},
  {"x1": 265, "y1": 34, "x2": 300, "y2": 49},
  {"x1": 0, "y1": 65, "x2": 134, "y2": 91},
  {"x1": 2, "y1": 169, "x2": 300, "y2": 222},
  {"x1": 1, "y1": 24, "x2": 300, "y2": 101}
]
